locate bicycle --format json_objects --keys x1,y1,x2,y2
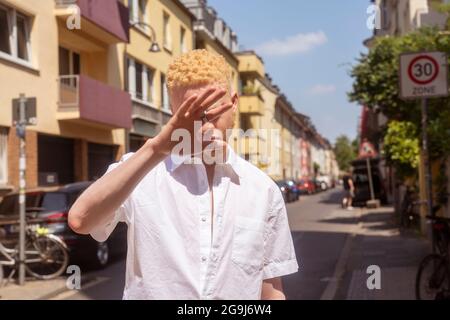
[
  {"x1": 415, "y1": 209, "x2": 450, "y2": 300},
  {"x1": 0, "y1": 218, "x2": 69, "y2": 287}
]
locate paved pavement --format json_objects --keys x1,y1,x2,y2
[{"x1": 0, "y1": 187, "x2": 431, "y2": 300}]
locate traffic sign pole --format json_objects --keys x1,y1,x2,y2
[
  {"x1": 18, "y1": 94, "x2": 27, "y2": 286},
  {"x1": 421, "y1": 98, "x2": 435, "y2": 254}
]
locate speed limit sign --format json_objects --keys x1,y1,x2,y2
[{"x1": 399, "y1": 51, "x2": 448, "y2": 99}]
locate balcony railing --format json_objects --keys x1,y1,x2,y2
[
  {"x1": 58, "y1": 75, "x2": 132, "y2": 129},
  {"x1": 55, "y1": 0, "x2": 129, "y2": 43}
]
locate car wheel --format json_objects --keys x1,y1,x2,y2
[{"x1": 93, "y1": 241, "x2": 109, "y2": 269}]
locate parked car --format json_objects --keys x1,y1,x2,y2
[
  {"x1": 286, "y1": 180, "x2": 300, "y2": 201},
  {"x1": 315, "y1": 175, "x2": 331, "y2": 191},
  {"x1": 0, "y1": 182, "x2": 127, "y2": 269},
  {"x1": 312, "y1": 178, "x2": 323, "y2": 192},
  {"x1": 275, "y1": 180, "x2": 296, "y2": 203},
  {"x1": 296, "y1": 179, "x2": 316, "y2": 195}
]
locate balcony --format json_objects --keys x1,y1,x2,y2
[
  {"x1": 58, "y1": 75, "x2": 132, "y2": 129},
  {"x1": 55, "y1": 0, "x2": 129, "y2": 44},
  {"x1": 239, "y1": 94, "x2": 264, "y2": 115},
  {"x1": 237, "y1": 53, "x2": 265, "y2": 78},
  {"x1": 181, "y1": 1, "x2": 216, "y2": 38}
]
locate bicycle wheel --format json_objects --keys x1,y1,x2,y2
[
  {"x1": 416, "y1": 254, "x2": 450, "y2": 300},
  {"x1": 0, "y1": 264, "x2": 3, "y2": 287},
  {"x1": 25, "y1": 235, "x2": 69, "y2": 280}
]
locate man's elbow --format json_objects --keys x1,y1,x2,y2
[{"x1": 68, "y1": 209, "x2": 90, "y2": 235}]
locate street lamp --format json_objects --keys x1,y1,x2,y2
[{"x1": 131, "y1": 21, "x2": 161, "y2": 53}]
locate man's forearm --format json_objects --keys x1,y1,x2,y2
[
  {"x1": 68, "y1": 139, "x2": 166, "y2": 235},
  {"x1": 261, "y1": 278, "x2": 286, "y2": 300}
]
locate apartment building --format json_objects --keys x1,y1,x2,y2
[{"x1": 0, "y1": 0, "x2": 132, "y2": 195}]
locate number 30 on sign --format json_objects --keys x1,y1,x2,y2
[{"x1": 399, "y1": 51, "x2": 448, "y2": 100}]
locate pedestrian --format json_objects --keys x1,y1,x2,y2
[
  {"x1": 68, "y1": 49, "x2": 298, "y2": 300},
  {"x1": 342, "y1": 171, "x2": 355, "y2": 210}
]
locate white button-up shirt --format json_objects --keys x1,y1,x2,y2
[{"x1": 90, "y1": 146, "x2": 298, "y2": 300}]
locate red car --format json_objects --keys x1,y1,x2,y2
[{"x1": 296, "y1": 179, "x2": 316, "y2": 195}]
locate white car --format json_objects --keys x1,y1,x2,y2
[{"x1": 316, "y1": 175, "x2": 331, "y2": 190}]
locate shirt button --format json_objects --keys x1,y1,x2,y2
[
  {"x1": 201, "y1": 256, "x2": 207, "y2": 262},
  {"x1": 201, "y1": 217, "x2": 206, "y2": 222}
]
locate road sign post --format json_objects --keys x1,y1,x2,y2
[
  {"x1": 12, "y1": 94, "x2": 37, "y2": 286},
  {"x1": 399, "y1": 51, "x2": 448, "y2": 241}
]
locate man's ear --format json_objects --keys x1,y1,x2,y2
[{"x1": 231, "y1": 92, "x2": 239, "y2": 112}]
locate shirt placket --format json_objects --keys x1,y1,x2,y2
[
  {"x1": 202, "y1": 165, "x2": 230, "y2": 299},
  {"x1": 196, "y1": 164, "x2": 212, "y2": 297}
]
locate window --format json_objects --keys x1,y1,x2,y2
[
  {"x1": 161, "y1": 74, "x2": 170, "y2": 111},
  {"x1": 180, "y1": 27, "x2": 187, "y2": 53},
  {"x1": 0, "y1": 127, "x2": 8, "y2": 185},
  {"x1": 0, "y1": 8, "x2": 11, "y2": 55},
  {"x1": 138, "y1": 0, "x2": 147, "y2": 23},
  {"x1": 381, "y1": 0, "x2": 389, "y2": 29},
  {"x1": 129, "y1": 0, "x2": 147, "y2": 24},
  {"x1": 127, "y1": 57, "x2": 154, "y2": 104},
  {"x1": 59, "y1": 47, "x2": 80, "y2": 75},
  {"x1": 0, "y1": 5, "x2": 31, "y2": 64},
  {"x1": 163, "y1": 13, "x2": 172, "y2": 51}
]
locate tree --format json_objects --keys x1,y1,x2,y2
[
  {"x1": 383, "y1": 121, "x2": 420, "y2": 179},
  {"x1": 334, "y1": 135, "x2": 357, "y2": 172}
]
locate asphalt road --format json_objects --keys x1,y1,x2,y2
[{"x1": 53, "y1": 187, "x2": 354, "y2": 300}]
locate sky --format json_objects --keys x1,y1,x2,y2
[{"x1": 208, "y1": 0, "x2": 373, "y2": 143}]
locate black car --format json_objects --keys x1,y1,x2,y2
[
  {"x1": 0, "y1": 182, "x2": 127, "y2": 269},
  {"x1": 275, "y1": 180, "x2": 296, "y2": 203},
  {"x1": 285, "y1": 180, "x2": 300, "y2": 201}
]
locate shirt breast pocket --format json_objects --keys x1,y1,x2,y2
[{"x1": 231, "y1": 216, "x2": 265, "y2": 274}]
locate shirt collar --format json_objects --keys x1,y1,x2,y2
[{"x1": 164, "y1": 144, "x2": 244, "y2": 178}]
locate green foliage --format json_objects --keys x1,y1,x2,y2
[
  {"x1": 313, "y1": 162, "x2": 320, "y2": 176},
  {"x1": 383, "y1": 121, "x2": 420, "y2": 179},
  {"x1": 333, "y1": 135, "x2": 357, "y2": 172}
]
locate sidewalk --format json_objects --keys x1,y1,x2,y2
[
  {"x1": 335, "y1": 206, "x2": 431, "y2": 300},
  {"x1": 0, "y1": 273, "x2": 97, "y2": 300},
  {"x1": 0, "y1": 277, "x2": 68, "y2": 300}
]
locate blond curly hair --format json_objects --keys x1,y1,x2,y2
[{"x1": 167, "y1": 49, "x2": 232, "y2": 91}]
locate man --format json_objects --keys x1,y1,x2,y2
[
  {"x1": 68, "y1": 50, "x2": 298, "y2": 300},
  {"x1": 342, "y1": 171, "x2": 355, "y2": 210}
]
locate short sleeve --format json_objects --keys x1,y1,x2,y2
[
  {"x1": 262, "y1": 187, "x2": 299, "y2": 280},
  {"x1": 90, "y1": 153, "x2": 134, "y2": 243}
]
